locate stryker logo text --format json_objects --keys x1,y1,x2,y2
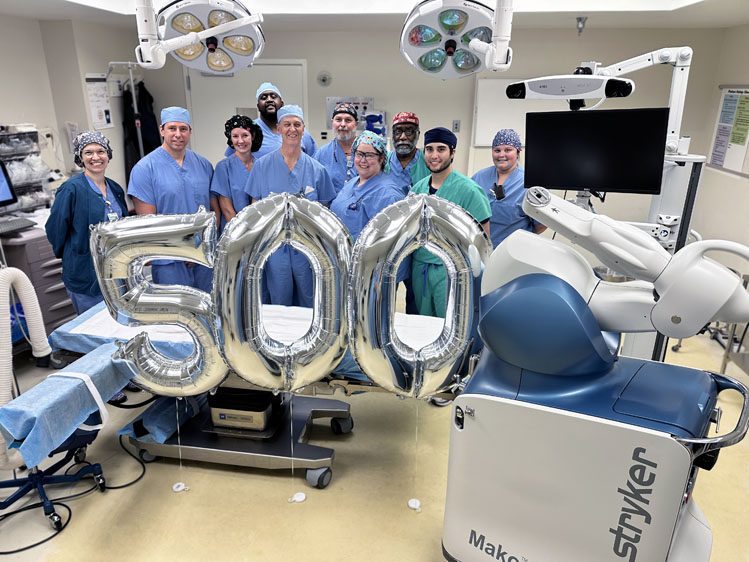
[
  {"x1": 609, "y1": 447, "x2": 658, "y2": 561},
  {"x1": 469, "y1": 529, "x2": 521, "y2": 561}
]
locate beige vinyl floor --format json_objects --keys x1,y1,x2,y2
[{"x1": 1, "y1": 333, "x2": 748, "y2": 562}]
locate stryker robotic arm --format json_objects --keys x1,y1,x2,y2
[{"x1": 483, "y1": 186, "x2": 749, "y2": 338}]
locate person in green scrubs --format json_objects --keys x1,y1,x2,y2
[{"x1": 410, "y1": 127, "x2": 491, "y2": 318}]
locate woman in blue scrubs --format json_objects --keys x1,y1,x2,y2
[
  {"x1": 211, "y1": 115, "x2": 263, "y2": 227},
  {"x1": 46, "y1": 131, "x2": 128, "y2": 315},
  {"x1": 471, "y1": 129, "x2": 546, "y2": 248},
  {"x1": 331, "y1": 131, "x2": 404, "y2": 243}
]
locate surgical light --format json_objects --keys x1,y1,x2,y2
[
  {"x1": 223, "y1": 35, "x2": 254, "y2": 56},
  {"x1": 134, "y1": 0, "x2": 264, "y2": 74},
  {"x1": 172, "y1": 13, "x2": 204, "y2": 34},
  {"x1": 400, "y1": 0, "x2": 513, "y2": 79},
  {"x1": 207, "y1": 49, "x2": 234, "y2": 71}
]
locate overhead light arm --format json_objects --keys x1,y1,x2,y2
[
  {"x1": 468, "y1": 0, "x2": 513, "y2": 72},
  {"x1": 134, "y1": 0, "x2": 263, "y2": 70}
]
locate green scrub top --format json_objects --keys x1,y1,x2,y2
[{"x1": 411, "y1": 170, "x2": 491, "y2": 265}]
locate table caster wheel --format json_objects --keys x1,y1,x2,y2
[
  {"x1": 331, "y1": 415, "x2": 354, "y2": 435},
  {"x1": 306, "y1": 467, "x2": 332, "y2": 489},
  {"x1": 139, "y1": 449, "x2": 157, "y2": 463},
  {"x1": 74, "y1": 447, "x2": 87, "y2": 464},
  {"x1": 49, "y1": 512, "x2": 62, "y2": 531},
  {"x1": 94, "y1": 474, "x2": 106, "y2": 492}
]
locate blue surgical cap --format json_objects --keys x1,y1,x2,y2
[
  {"x1": 277, "y1": 104, "x2": 304, "y2": 124},
  {"x1": 424, "y1": 127, "x2": 457, "y2": 149},
  {"x1": 493, "y1": 129, "x2": 522, "y2": 150},
  {"x1": 256, "y1": 82, "x2": 282, "y2": 101},
  {"x1": 160, "y1": 106, "x2": 191, "y2": 126}
]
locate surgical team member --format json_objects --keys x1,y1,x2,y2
[
  {"x1": 385, "y1": 111, "x2": 429, "y2": 195},
  {"x1": 330, "y1": 131, "x2": 404, "y2": 242},
  {"x1": 211, "y1": 115, "x2": 263, "y2": 224},
  {"x1": 226, "y1": 82, "x2": 316, "y2": 160},
  {"x1": 46, "y1": 131, "x2": 128, "y2": 315},
  {"x1": 128, "y1": 106, "x2": 215, "y2": 292},
  {"x1": 314, "y1": 102, "x2": 358, "y2": 194},
  {"x1": 245, "y1": 105, "x2": 335, "y2": 307},
  {"x1": 471, "y1": 129, "x2": 546, "y2": 248},
  {"x1": 411, "y1": 127, "x2": 491, "y2": 318}
]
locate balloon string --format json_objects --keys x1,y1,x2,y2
[
  {"x1": 413, "y1": 399, "x2": 420, "y2": 492},
  {"x1": 175, "y1": 397, "x2": 184, "y2": 472},
  {"x1": 288, "y1": 392, "x2": 295, "y2": 482}
]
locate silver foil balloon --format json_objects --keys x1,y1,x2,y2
[
  {"x1": 213, "y1": 193, "x2": 351, "y2": 392},
  {"x1": 349, "y1": 194, "x2": 492, "y2": 398},
  {"x1": 90, "y1": 210, "x2": 228, "y2": 396}
]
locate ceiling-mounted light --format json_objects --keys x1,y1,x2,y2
[
  {"x1": 134, "y1": 0, "x2": 264, "y2": 74},
  {"x1": 400, "y1": 0, "x2": 513, "y2": 79}
]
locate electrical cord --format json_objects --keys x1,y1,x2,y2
[
  {"x1": 106, "y1": 436, "x2": 147, "y2": 489},
  {"x1": 108, "y1": 395, "x2": 158, "y2": 409},
  {"x1": 0, "y1": 502, "x2": 72, "y2": 555},
  {"x1": 0, "y1": 437, "x2": 147, "y2": 553}
]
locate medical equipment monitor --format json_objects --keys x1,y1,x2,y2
[
  {"x1": 0, "y1": 160, "x2": 20, "y2": 214},
  {"x1": 524, "y1": 108, "x2": 669, "y2": 195}
]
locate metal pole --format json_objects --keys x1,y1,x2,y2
[{"x1": 127, "y1": 63, "x2": 145, "y2": 159}]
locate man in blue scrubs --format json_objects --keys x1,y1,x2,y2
[
  {"x1": 245, "y1": 105, "x2": 335, "y2": 307},
  {"x1": 224, "y1": 82, "x2": 316, "y2": 160},
  {"x1": 314, "y1": 102, "x2": 358, "y2": 194},
  {"x1": 471, "y1": 129, "x2": 546, "y2": 248},
  {"x1": 385, "y1": 111, "x2": 430, "y2": 195},
  {"x1": 128, "y1": 106, "x2": 215, "y2": 292}
]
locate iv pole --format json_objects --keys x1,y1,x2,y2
[{"x1": 106, "y1": 61, "x2": 144, "y2": 160}]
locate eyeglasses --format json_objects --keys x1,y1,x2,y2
[
  {"x1": 393, "y1": 127, "x2": 417, "y2": 138},
  {"x1": 82, "y1": 149, "x2": 108, "y2": 158},
  {"x1": 354, "y1": 150, "x2": 380, "y2": 161}
]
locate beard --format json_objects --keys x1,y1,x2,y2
[
  {"x1": 394, "y1": 140, "x2": 415, "y2": 156},
  {"x1": 259, "y1": 107, "x2": 278, "y2": 124},
  {"x1": 336, "y1": 130, "x2": 356, "y2": 142},
  {"x1": 427, "y1": 157, "x2": 452, "y2": 174}
]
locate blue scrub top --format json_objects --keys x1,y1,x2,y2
[
  {"x1": 245, "y1": 150, "x2": 336, "y2": 206},
  {"x1": 471, "y1": 165, "x2": 539, "y2": 248},
  {"x1": 224, "y1": 117, "x2": 317, "y2": 160},
  {"x1": 128, "y1": 147, "x2": 214, "y2": 214},
  {"x1": 128, "y1": 147, "x2": 214, "y2": 275},
  {"x1": 330, "y1": 171, "x2": 403, "y2": 242},
  {"x1": 386, "y1": 149, "x2": 428, "y2": 196},
  {"x1": 313, "y1": 140, "x2": 355, "y2": 194},
  {"x1": 211, "y1": 154, "x2": 252, "y2": 214},
  {"x1": 84, "y1": 174, "x2": 124, "y2": 221}
]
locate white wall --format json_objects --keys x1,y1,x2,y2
[
  {"x1": 40, "y1": 21, "x2": 91, "y2": 178},
  {"x1": 0, "y1": 15, "x2": 57, "y2": 127},
  {"x1": 691, "y1": 23, "x2": 749, "y2": 273}
]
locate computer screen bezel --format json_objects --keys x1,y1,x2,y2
[
  {"x1": 0, "y1": 160, "x2": 20, "y2": 215},
  {"x1": 523, "y1": 107, "x2": 670, "y2": 196}
]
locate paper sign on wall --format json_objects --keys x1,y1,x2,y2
[
  {"x1": 85, "y1": 73, "x2": 113, "y2": 130},
  {"x1": 710, "y1": 87, "x2": 749, "y2": 173}
]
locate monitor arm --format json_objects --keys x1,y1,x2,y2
[{"x1": 579, "y1": 47, "x2": 694, "y2": 155}]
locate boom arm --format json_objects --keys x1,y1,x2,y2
[{"x1": 580, "y1": 47, "x2": 694, "y2": 154}]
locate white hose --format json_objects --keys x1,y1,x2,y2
[{"x1": 0, "y1": 267, "x2": 52, "y2": 470}]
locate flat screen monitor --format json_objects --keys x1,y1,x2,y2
[
  {"x1": 0, "y1": 160, "x2": 19, "y2": 214},
  {"x1": 524, "y1": 108, "x2": 669, "y2": 195}
]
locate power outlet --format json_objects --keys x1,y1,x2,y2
[{"x1": 452, "y1": 120, "x2": 461, "y2": 133}]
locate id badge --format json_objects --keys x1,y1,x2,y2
[{"x1": 107, "y1": 212, "x2": 118, "y2": 222}]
